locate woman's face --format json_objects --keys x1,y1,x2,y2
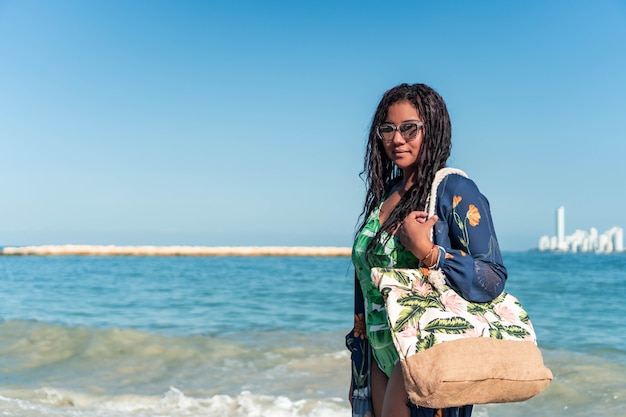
[{"x1": 381, "y1": 100, "x2": 423, "y2": 179}]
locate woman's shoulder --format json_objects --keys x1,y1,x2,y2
[
  {"x1": 436, "y1": 171, "x2": 482, "y2": 200},
  {"x1": 437, "y1": 170, "x2": 475, "y2": 189}
]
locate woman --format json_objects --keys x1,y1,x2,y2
[{"x1": 346, "y1": 83, "x2": 508, "y2": 417}]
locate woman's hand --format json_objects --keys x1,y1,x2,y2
[{"x1": 397, "y1": 211, "x2": 438, "y2": 261}]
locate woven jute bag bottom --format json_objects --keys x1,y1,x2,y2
[{"x1": 401, "y1": 338, "x2": 553, "y2": 409}]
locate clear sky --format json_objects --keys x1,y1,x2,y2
[{"x1": 1, "y1": 0, "x2": 625, "y2": 251}]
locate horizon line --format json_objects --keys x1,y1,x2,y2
[{"x1": 0, "y1": 244, "x2": 353, "y2": 257}]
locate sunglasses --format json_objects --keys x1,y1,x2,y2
[{"x1": 376, "y1": 122, "x2": 424, "y2": 142}]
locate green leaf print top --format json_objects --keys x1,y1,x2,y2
[{"x1": 351, "y1": 202, "x2": 419, "y2": 378}]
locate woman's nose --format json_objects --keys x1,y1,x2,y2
[{"x1": 392, "y1": 130, "x2": 406, "y2": 144}]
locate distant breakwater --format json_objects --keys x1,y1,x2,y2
[{"x1": 0, "y1": 244, "x2": 352, "y2": 257}]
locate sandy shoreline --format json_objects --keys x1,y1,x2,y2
[{"x1": 0, "y1": 244, "x2": 352, "y2": 257}]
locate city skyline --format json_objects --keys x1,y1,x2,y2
[{"x1": 538, "y1": 206, "x2": 624, "y2": 253}]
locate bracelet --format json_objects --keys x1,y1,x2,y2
[
  {"x1": 420, "y1": 244, "x2": 436, "y2": 264},
  {"x1": 428, "y1": 246, "x2": 440, "y2": 270}
]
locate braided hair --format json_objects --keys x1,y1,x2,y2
[{"x1": 357, "y1": 83, "x2": 452, "y2": 252}]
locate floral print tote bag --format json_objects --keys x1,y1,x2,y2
[
  {"x1": 371, "y1": 267, "x2": 537, "y2": 359},
  {"x1": 370, "y1": 168, "x2": 552, "y2": 409},
  {"x1": 371, "y1": 266, "x2": 553, "y2": 409}
]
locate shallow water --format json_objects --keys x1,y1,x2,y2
[{"x1": 0, "y1": 252, "x2": 624, "y2": 416}]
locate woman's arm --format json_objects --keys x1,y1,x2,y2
[{"x1": 433, "y1": 174, "x2": 507, "y2": 302}]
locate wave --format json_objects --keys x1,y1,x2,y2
[
  {"x1": 1, "y1": 372, "x2": 624, "y2": 417},
  {"x1": 0, "y1": 320, "x2": 353, "y2": 416},
  {"x1": 0, "y1": 387, "x2": 350, "y2": 417},
  {"x1": 1, "y1": 320, "x2": 624, "y2": 417},
  {"x1": 0, "y1": 245, "x2": 352, "y2": 257},
  {"x1": 0, "y1": 320, "x2": 350, "y2": 399}
]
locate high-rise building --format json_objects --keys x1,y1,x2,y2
[
  {"x1": 538, "y1": 207, "x2": 624, "y2": 253},
  {"x1": 556, "y1": 206, "x2": 565, "y2": 251}
]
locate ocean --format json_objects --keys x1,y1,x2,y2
[{"x1": 0, "y1": 251, "x2": 624, "y2": 417}]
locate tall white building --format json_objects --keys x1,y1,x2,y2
[
  {"x1": 556, "y1": 206, "x2": 566, "y2": 251},
  {"x1": 538, "y1": 207, "x2": 624, "y2": 253}
]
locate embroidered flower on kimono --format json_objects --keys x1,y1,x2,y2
[
  {"x1": 494, "y1": 303, "x2": 519, "y2": 324},
  {"x1": 354, "y1": 313, "x2": 367, "y2": 339},
  {"x1": 440, "y1": 290, "x2": 467, "y2": 315},
  {"x1": 467, "y1": 204, "x2": 481, "y2": 227},
  {"x1": 451, "y1": 198, "x2": 482, "y2": 254}
]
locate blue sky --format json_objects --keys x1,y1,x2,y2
[{"x1": 1, "y1": 1, "x2": 625, "y2": 251}]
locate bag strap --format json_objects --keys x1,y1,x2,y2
[
  {"x1": 426, "y1": 167, "x2": 468, "y2": 240},
  {"x1": 426, "y1": 167, "x2": 468, "y2": 217}
]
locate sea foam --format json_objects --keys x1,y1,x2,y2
[{"x1": 0, "y1": 388, "x2": 351, "y2": 417}]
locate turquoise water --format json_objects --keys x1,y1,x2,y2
[{"x1": 0, "y1": 252, "x2": 624, "y2": 416}]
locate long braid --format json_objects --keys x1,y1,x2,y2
[{"x1": 356, "y1": 84, "x2": 452, "y2": 256}]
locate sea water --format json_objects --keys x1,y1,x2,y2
[{"x1": 0, "y1": 252, "x2": 624, "y2": 417}]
